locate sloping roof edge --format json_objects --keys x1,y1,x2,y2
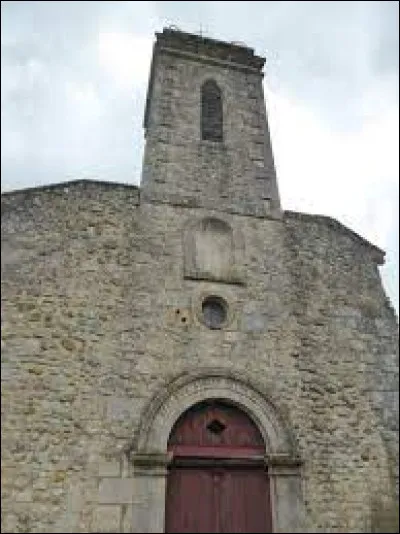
[
  {"x1": 1, "y1": 178, "x2": 140, "y2": 198},
  {"x1": 284, "y1": 209, "x2": 385, "y2": 264}
]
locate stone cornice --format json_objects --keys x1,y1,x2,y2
[
  {"x1": 157, "y1": 46, "x2": 264, "y2": 76},
  {"x1": 130, "y1": 452, "x2": 170, "y2": 476},
  {"x1": 156, "y1": 28, "x2": 265, "y2": 71}
]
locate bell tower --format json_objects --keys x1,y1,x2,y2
[{"x1": 140, "y1": 28, "x2": 282, "y2": 219}]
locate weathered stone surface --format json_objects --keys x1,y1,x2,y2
[
  {"x1": 1, "y1": 27, "x2": 398, "y2": 533},
  {"x1": 98, "y1": 460, "x2": 122, "y2": 478},
  {"x1": 92, "y1": 505, "x2": 121, "y2": 532},
  {"x1": 98, "y1": 478, "x2": 135, "y2": 504}
]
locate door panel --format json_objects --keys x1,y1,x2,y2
[
  {"x1": 219, "y1": 467, "x2": 272, "y2": 533},
  {"x1": 165, "y1": 467, "x2": 216, "y2": 533},
  {"x1": 165, "y1": 466, "x2": 272, "y2": 533}
]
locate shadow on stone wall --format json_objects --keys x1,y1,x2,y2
[{"x1": 370, "y1": 496, "x2": 399, "y2": 533}]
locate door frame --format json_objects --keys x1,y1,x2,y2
[{"x1": 127, "y1": 370, "x2": 305, "y2": 533}]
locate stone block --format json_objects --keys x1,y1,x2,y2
[
  {"x1": 98, "y1": 460, "x2": 121, "y2": 478},
  {"x1": 98, "y1": 478, "x2": 135, "y2": 504},
  {"x1": 92, "y1": 505, "x2": 121, "y2": 533}
]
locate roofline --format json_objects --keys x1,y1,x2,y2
[
  {"x1": 1, "y1": 181, "x2": 385, "y2": 263},
  {"x1": 163, "y1": 28, "x2": 254, "y2": 53},
  {"x1": 284, "y1": 209, "x2": 385, "y2": 263},
  {"x1": 1, "y1": 178, "x2": 139, "y2": 197}
]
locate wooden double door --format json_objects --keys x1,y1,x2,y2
[{"x1": 165, "y1": 402, "x2": 273, "y2": 533}]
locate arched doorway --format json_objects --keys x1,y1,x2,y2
[{"x1": 165, "y1": 400, "x2": 273, "y2": 533}]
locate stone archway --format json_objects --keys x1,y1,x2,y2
[{"x1": 128, "y1": 369, "x2": 305, "y2": 533}]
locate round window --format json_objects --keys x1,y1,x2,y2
[{"x1": 201, "y1": 296, "x2": 228, "y2": 329}]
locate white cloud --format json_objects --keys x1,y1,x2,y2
[
  {"x1": 66, "y1": 80, "x2": 102, "y2": 113},
  {"x1": 97, "y1": 31, "x2": 153, "y2": 90},
  {"x1": 266, "y1": 85, "x2": 399, "y2": 250}
]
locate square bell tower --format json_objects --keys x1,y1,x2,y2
[{"x1": 140, "y1": 28, "x2": 282, "y2": 219}]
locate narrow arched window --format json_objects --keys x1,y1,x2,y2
[{"x1": 201, "y1": 80, "x2": 223, "y2": 141}]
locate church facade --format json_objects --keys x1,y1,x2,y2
[{"x1": 1, "y1": 28, "x2": 399, "y2": 533}]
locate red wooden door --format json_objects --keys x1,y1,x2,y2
[
  {"x1": 166, "y1": 467, "x2": 216, "y2": 533},
  {"x1": 165, "y1": 402, "x2": 273, "y2": 533}
]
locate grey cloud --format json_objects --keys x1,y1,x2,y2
[
  {"x1": 152, "y1": 1, "x2": 399, "y2": 128},
  {"x1": 1, "y1": 1, "x2": 155, "y2": 188}
]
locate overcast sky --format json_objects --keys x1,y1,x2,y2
[{"x1": 1, "y1": 1, "x2": 399, "y2": 315}]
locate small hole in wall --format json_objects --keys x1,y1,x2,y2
[
  {"x1": 176, "y1": 309, "x2": 180, "y2": 315},
  {"x1": 181, "y1": 317, "x2": 187, "y2": 323}
]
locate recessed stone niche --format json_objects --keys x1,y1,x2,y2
[{"x1": 183, "y1": 216, "x2": 244, "y2": 284}]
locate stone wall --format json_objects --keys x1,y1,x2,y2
[
  {"x1": 1, "y1": 181, "x2": 398, "y2": 532},
  {"x1": 1, "y1": 181, "x2": 141, "y2": 533},
  {"x1": 284, "y1": 210, "x2": 399, "y2": 531}
]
